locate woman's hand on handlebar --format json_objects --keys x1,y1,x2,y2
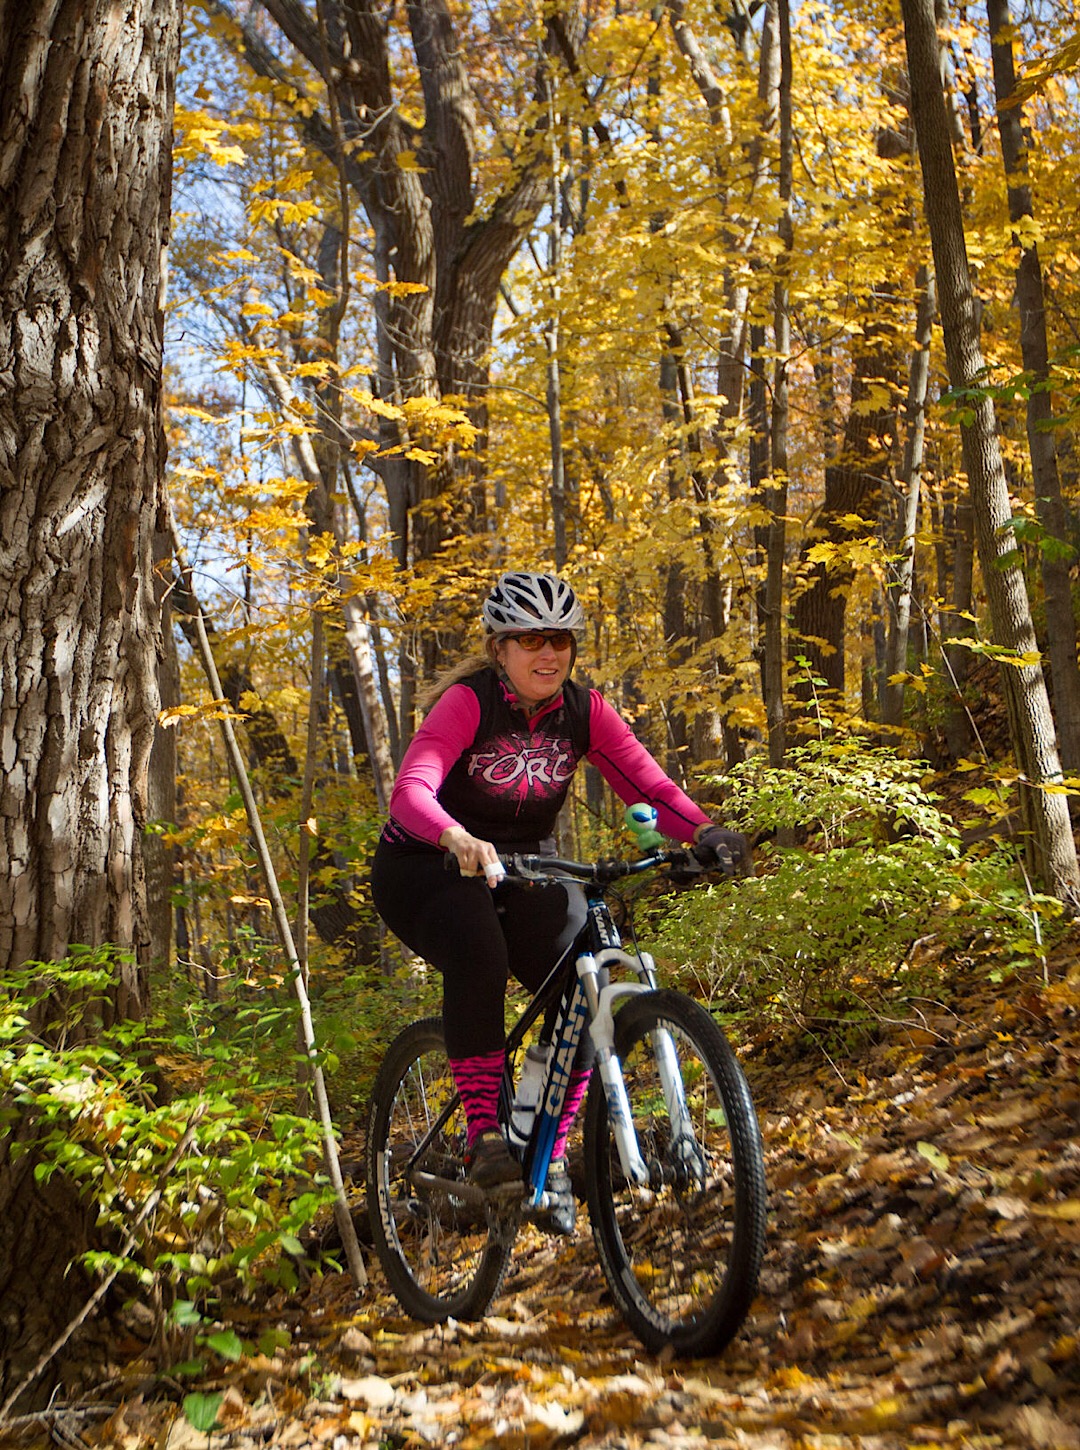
[
  {"x1": 439, "y1": 825, "x2": 506, "y2": 886},
  {"x1": 692, "y1": 823, "x2": 752, "y2": 876}
]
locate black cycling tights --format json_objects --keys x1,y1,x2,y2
[{"x1": 371, "y1": 842, "x2": 587, "y2": 1060}]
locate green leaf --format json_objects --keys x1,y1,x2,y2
[
  {"x1": 183, "y1": 1391, "x2": 224, "y2": 1433},
  {"x1": 916, "y1": 1141, "x2": 950, "y2": 1172},
  {"x1": 205, "y1": 1329, "x2": 244, "y2": 1362},
  {"x1": 171, "y1": 1359, "x2": 206, "y2": 1379},
  {"x1": 170, "y1": 1299, "x2": 204, "y2": 1328}
]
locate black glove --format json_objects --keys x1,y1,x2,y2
[{"x1": 692, "y1": 825, "x2": 750, "y2": 877}]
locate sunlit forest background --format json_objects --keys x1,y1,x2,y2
[
  {"x1": 3, "y1": 0, "x2": 1079, "y2": 1400},
  {"x1": 163, "y1": 0, "x2": 1080, "y2": 1016}
]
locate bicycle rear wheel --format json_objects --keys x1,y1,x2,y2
[
  {"x1": 584, "y1": 989, "x2": 767, "y2": 1356},
  {"x1": 366, "y1": 1017, "x2": 517, "y2": 1321}
]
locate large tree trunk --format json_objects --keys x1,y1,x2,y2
[
  {"x1": 986, "y1": 0, "x2": 1080, "y2": 777},
  {"x1": 0, "y1": 0, "x2": 180, "y2": 1403},
  {"x1": 900, "y1": 0, "x2": 1079, "y2": 904},
  {"x1": 764, "y1": 0, "x2": 792, "y2": 767},
  {"x1": 216, "y1": 0, "x2": 565, "y2": 686},
  {"x1": 790, "y1": 306, "x2": 900, "y2": 700}
]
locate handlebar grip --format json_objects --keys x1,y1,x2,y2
[{"x1": 443, "y1": 850, "x2": 506, "y2": 883}]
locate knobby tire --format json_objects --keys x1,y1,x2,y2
[
  {"x1": 366, "y1": 1017, "x2": 517, "y2": 1321},
  {"x1": 583, "y1": 989, "x2": 767, "y2": 1356}
]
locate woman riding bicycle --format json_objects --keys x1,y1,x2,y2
[{"x1": 370, "y1": 570, "x2": 747, "y2": 1230}]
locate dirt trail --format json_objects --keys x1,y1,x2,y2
[{"x1": 20, "y1": 942, "x2": 1080, "y2": 1450}]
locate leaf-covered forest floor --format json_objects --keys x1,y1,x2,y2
[{"x1": 11, "y1": 936, "x2": 1080, "y2": 1450}]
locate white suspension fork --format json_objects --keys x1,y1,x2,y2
[
  {"x1": 649, "y1": 1024, "x2": 704, "y2": 1181},
  {"x1": 577, "y1": 947, "x2": 657, "y2": 1187}
]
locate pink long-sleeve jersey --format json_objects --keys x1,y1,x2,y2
[{"x1": 384, "y1": 671, "x2": 710, "y2": 850}]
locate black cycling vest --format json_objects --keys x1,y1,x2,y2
[{"x1": 428, "y1": 669, "x2": 591, "y2": 850}]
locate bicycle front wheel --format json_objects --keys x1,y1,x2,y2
[
  {"x1": 584, "y1": 989, "x2": 767, "y2": 1356},
  {"x1": 366, "y1": 1017, "x2": 516, "y2": 1322}
]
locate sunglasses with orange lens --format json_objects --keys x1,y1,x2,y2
[{"x1": 507, "y1": 630, "x2": 574, "y2": 652}]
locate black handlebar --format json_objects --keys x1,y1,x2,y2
[
  {"x1": 444, "y1": 846, "x2": 707, "y2": 887},
  {"x1": 508, "y1": 850, "x2": 683, "y2": 883}
]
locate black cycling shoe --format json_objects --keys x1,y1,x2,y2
[
  {"x1": 531, "y1": 1156, "x2": 576, "y2": 1236},
  {"x1": 466, "y1": 1130, "x2": 522, "y2": 1190}
]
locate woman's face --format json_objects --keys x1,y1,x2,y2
[{"x1": 494, "y1": 631, "x2": 574, "y2": 711}]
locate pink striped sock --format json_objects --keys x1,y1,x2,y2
[
  {"x1": 552, "y1": 1069, "x2": 591, "y2": 1161},
  {"x1": 449, "y1": 1050, "x2": 505, "y2": 1149}
]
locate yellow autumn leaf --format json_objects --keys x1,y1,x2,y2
[
  {"x1": 158, "y1": 704, "x2": 202, "y2": 728},
  {"x1": 1032, "y1": 1199, "x2": 1080, "y2": 1221},
  {"x1": 173, "y1": 106, "x2": 248, "y2": 167},
  {"x1": 279, "y1": 200, "x2": 321, "y2": 225},
  {"x1": 348, "y1": 388, "x2": 405, "y2": 420},
  {"x1": 916, "y1": 1141, "x2": 950, "y2": 1171},
  {"x1": 278, "y1": 168, "x2": 315, "y2": 193},
  {"x1": 767, "y1": 1365, "x2": 816, "y2": 1390},
  {"x1": 158, "y1": 701, "x2": 243, "y2": 728},
  {"x1": 379, "y1": 280, "x2": 430, "y2": 297},
  {"x1": 307, "y1": 533, "x2": 336, "y2": 569}
]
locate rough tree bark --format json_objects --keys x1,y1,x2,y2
[
  {"x1": 0, "y1": 0, "x2": 180, "y2": 1400},
  {"x1": 986, "y1": 0, "x2": 1080, "y2": 777},
  {"x1": 899, "y1": 0, "x2": 1079, "y2": 903}
]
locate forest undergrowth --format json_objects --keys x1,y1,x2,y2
[{"x1": 6, "y1": 932, "x2": 1078, "y2": 1450}]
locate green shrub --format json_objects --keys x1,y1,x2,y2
[
  {"x1": 652, "y1": 740, "x2": 1064, "y2": 1043},
  {"x1": 653, "y1": 839, "x2": 956, "y2": 1034},
  {"x1": 1, "y1": 950, "x2": 336, "y2": 1362},
  {"x1": 713, "y1": 737, "x2": 957, "y2": 848}
]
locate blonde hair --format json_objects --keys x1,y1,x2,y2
[{"x1": 417, "y1": 641, "x2": 498, "y2": 712}]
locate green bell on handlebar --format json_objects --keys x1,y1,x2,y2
[{"x1": 625, "y1": 802, "x2": 664, "y2": 851}]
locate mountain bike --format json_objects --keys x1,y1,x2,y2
[{"x1": 365, "y1": 815, "x2": 767, "y2": 1357}]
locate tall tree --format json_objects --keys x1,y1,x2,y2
[
  {"x1": 0, "y1": 0, "x2": 180, "y2": 1397},
  {"x1": 899, "y1": 0, "x2": 1079, "y2": 903},
  {"x1": 881, "y1": 267, "x2": 936, "y2": 732},
  {"x1": 206, "y1": 0, "x2": 577, "y2": 680},
  {"x1": 986, "y1": 0, "x2": 1080, "y2": 777}
]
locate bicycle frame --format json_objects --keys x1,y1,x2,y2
[
  {"x1": 405, "y1": 847, "x2": 707, "y2": 1212},
  {"x1": 515, "y1": 870, "x2": 704, "y2": 1205}
]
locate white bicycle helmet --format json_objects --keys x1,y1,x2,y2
[{"x1": 482, "y1": 571, "x2": 585, "y2": 635}]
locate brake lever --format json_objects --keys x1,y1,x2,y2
[{"x1": 667, "y1": 849, "x2": 707, "y2": 886}]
